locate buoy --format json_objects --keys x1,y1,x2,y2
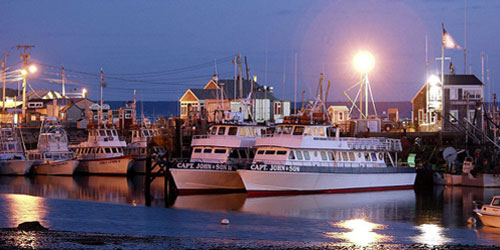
[
  {"x1": 221, "y1": 218, "x2": 230, "y2": 225},
  {"x1": 467, "y1": 217, "x2": 477, "y2": 225}
]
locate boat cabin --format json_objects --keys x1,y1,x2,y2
[
  {"x1": 491, "y1": 196, "x2": 500, "y2": 206},
  {"x1": 273, "y1": 124, "x2": 338, "y2": 138},
  {"x1": 190, "y1": 146, "x2": 254, "y2": 165},
  {"x1": 88, "y1": 128, "x2": 120, "y2": 142},
  {"x1": 208, "y1": 125, "x2": 263, "y2": 137}
]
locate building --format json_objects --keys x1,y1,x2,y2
[
  {"x1": 60, "y1": 98, "x2": 96, "y2": 128},
  {"x1": 179, "y1": 76, "x2": 290, "y2": 123},
  {"x1": 412, "y1": 74, "x2": 483, "y2": 132}
]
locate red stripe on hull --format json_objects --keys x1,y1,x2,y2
[
  {"x1": 246, "y1": 185, "x2": 414, "y2": 198},
  {"x1": 177, "y1": 188, "x2": 246, "y2": 196}
]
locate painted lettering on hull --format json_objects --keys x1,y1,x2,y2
[
  {"x1": 176, "y1": 162, "x2": 233, "y2": 171},
  {"x1": 250, "y1": 164, "x2": 300, "y2": 172}
]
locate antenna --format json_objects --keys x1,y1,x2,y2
[{"x1": 464, "y1": 0, "x2": 467, "y2": 74}]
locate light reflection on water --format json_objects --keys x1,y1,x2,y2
[{"x1": 0, "y1": 176, "x2": 500, "y2": 245}]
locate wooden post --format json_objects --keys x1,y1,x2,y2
[{"x1": 144, "y1": 138, "x2": 152, "y2": 206}]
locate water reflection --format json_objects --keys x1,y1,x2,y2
[
  {"x1": 325, "y1": 219, "x2": 391, "y2": 246},
  {"x1": 412, "y1": 224, "x2": 451, "y2": 245}
]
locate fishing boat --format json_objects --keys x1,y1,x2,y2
[
  {"x1": 126, "y1": 124, "x2": 166, "y2": 174},
  {"x1": 27, "y1": 118, "x2": 78, "y2": 175},
  {"x1": 474, "y1": 196, "x2": 500, "y2": 227},
  {"x1": 461, "y1": 157, "x2": 500, "y2": 187},
  {"x1": 169, "y1": 123, "x2": 266, "y2": 194},
  {"x1": 236, "y1": 95, "x2": 416, "y2": 196},
  {"x1": 0, "y1": 126, "x2": 33, "y2": 175},
  {"x1": 73, "y1": 125, "x2": 134, "y2": 175}
]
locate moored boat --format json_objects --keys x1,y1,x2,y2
[
  {"x1": 126, "y1": 125, "x2": 166, "y2": 174},
  {"x1": 474, "y1": 196, "x2": 500, "y2": 227},
  {"x1": 28, "y1": 118, "x2": 78, "y2": 175},
  {"x1": 73, "y1": 125, "x2": 134, "y2": 175},
  {"x1": 0, "y1": 126, "x2": 33, "y2": 175}
]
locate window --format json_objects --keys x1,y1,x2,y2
[
  {"x1": 105, "y1": 148, "x2": 111, "y2": 153},
  {"x1": 265, "y1": 150, "x2": 276, "y2": 155},
  {"x1": 304, "y1": 128, "x2": 312, "y2": 136},
  {"x1": 342, "y1": 152, "x2": 348, "y2": 161},
  {"x1": 112, "y1": 148, "x2": 118, "y2": 153},
  {"x1": 276, "y1": 150, "x2": 287, "y2": 155},
  {"x1": 228, "y1": 127, "x2": 238, "y2": 135},
  {"x1": 450, "y1": 110, "x2": 459, "y2": 124},
  {"x1": 203, "y1": 148, "x2": 212, "y2": 153},
  {"x1": 293, "y1": 126, "x2": 305, "y2": 135},
  {"x1": 450, "y1": 88, "x2": 458, "y2": 100},
  {"x1": 296, "y1": 151, "x2": 303, "y2": 160},
  {"x1": 239, "y1": 150, "x2": 247, "y2": 159},
  {"x1": 229, "y1": 150, "x2": 239, "y2": 158},
  {"x1": 338, "y1": 112, "x2": 344, "y2": 121},
  {"x1": 31, "y1": 115, "x2": 37, "y2": 121},
  {"x1": 318, "y1": 128, "x2": 325, "y2": 136},
  {"x1": 365, "y1": 153, "x2": 370, "y2": 161},
  {"x1": 214, "y1": 149, "x2": 227, "y2": 154},
  {"x1": 239, "y1": 128, "x2": 246, "y2": 136},
  {"x1": 312, "y1": 128, "x2": 318, "y2": 136},
  {"x1": 217, "y1": 127, "x2": 226, "y2": 135},
  {"x1": 194, "y1": 148, "x2": 202, "y2": 153},
  {"x1": 349, "y1": 152, "x2": 355, "y2": 161},
  {"x1": 328, "y1": 151, "x2": 335, "y2": 161},
  {"x1": 303, "y1": 151, "x2": 310, "y2": 160},
  {"x1": 492, "y1": 199, "x2": 500, "y2": 206},
  {"x1": 210, "y1": 127, "x2": 217, "y2": 135},
  {"x1": 246, "y1": 127, "x2": 253, "y2": 136},
  {"x1": 289, "y1": 151, "x2": 295, "y2": 160},
  {"x1": 282, "y1": 126, "x2": 292, "y2": 135},
  {"x1": 274, "y1": 102, "x2": 282, "y2": 115},
  {"x1": 257, "y1": 150, "x2": 265, "y2": 155},
  {"x1": 321, "y1": 151, "x2": 327, "y2": 161},
  {"x1": 371, "y1": 153, "x2": 378, "y2": 161},
  {"x1": 468, "y1": 110, "x2": 475, "y2": 122},
  {"x1": 418, "y1": 109, "x2": 424, "y2": 123}
]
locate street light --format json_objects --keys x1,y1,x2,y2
[
  {"x1": 20, "y1": 64, "x2": 37, "y2": 123},
  {"x1": 353, "y1": 51, "x2": 375, "y2": 73},
  {"x1": 82, "y1": 88, "x2": 87, "y2": 98}
]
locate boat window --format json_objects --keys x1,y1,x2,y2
[
  {"x1": 312, "y1": 128, "x2": 318, "y2": 136},
  {"x1": 203, "y1": 148, "x2": 212, "y2": 153},
  {"x1": 492, "y1": 198, "x2": 500, "y2": 206},
  {"x1": 229, "y1": 150, "x2": 239, "y2": 158},
  {"x1": 265, "y1": 150, "x2": 276, "y2": 155},
  {"x1": 217, "y1": 127, "x2": 226, "y2": 135},
  {"x1": 249, "y1": 149, "x2": 255, "y2": 159},
  {"x1": 304, "y1": 128, "x2": 312, "y2": 136},
  {"x1": 296, "y1": 151, "x2": 303, "y2": 160},
  {"x1": 246, "y1": 127, "x2": 253, "y2": 136},
  {"x1": 328, "y1": 151, "x2": 335, "y2": 161},
  {"x1": 365, "y1": 153, "x2": 370, "y2": 161},
  {"x1": 105, "y1": 148, "x2": 111, "y2": 153},
  {"x1": 321, "y1": 151, "x2": 327, "y2": 161},
  {"x1": 327, "y1": 127, "x2": 336, "y2": 137},
  {"x1": 319, "y1": 128, "x2": 325, "y2": 136},
  {"x1": 228, "y1": 127, "x2": 238, "y2": 135},
  {"x1": 257, "y1": 150, "x2": 265, "y2": 155},
  {"x1": 118, "y1": 148, "x2": 123, "y2": 153},
  {"x1": 253, "y1": 128, "x2": 260, "y2": 136},
  {"x1": 239, "y1": 128, "x2": 246, "y2": 136},
  {"x1": 371, "y1": 153, "x2": 378, "y2": 161},
  {"x1": 54, "y1": 154, "x2": 60, "y2": 160},
  {"x1": 342, "y1": 152, "x2": 349, "y2": 161},
  {"x1": 288, "y1": 151, "x2": 295, "y2": 160},
  {"x1": 275, "y1": 126, "x2": 283, "y2": 135},
  {"x1": 239, "y1": 150, "x2": 248, "y2": 159},
  {"x1": 214, "y1": 149, "x2": 227, "y2": 154},
  {"x1": 194, "y1": 148, "x2": 202, "y2": 153},
  {"x1": 293, "y1": 126, "x2": 305, "y2": 135},
  {"x1": 303, "y1": 151, "x2": 310, "y2": 160},
  {"x1": 210, "y1": 127, "x2": 217, "y2": 135},
  {"x1": 276, "y1": 150, "x2": 287, "y2": 155},
  {"x1": 349, "y1": 152, "x2": 355, "y2": 161},
  {"x1": 282, "y1": 126, "x2": 293, "y2": 135},
  {"x1": 112, "y1": 130, "x2": 117, "y2": 136}
]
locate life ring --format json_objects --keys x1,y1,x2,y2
[{"x1": 109, "y1": 136, "x2": 114, "y2": 141}]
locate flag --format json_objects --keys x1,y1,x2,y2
[
  {"x1": 100, "y1": 68, "x2": 107, "y2": 88},
  {"x1": 442, "y1": 24, "x2": 462, "y2": 49},
  {"x1": 449, "y1": 62, "x2": 455, "y2": 74}
]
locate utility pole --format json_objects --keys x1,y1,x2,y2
[
  {"x1": 1, "y1": 53, "x2": 8, "y2": 112},
  {"x1": 238, "y1": 53, "x2": 243, "y2": 99},
  {"x1": 17, "y1": 45, "x2": 34, "y2": 123},
  {"x1": 61, "y1": 66, "x2": 66, "y2": 97}
]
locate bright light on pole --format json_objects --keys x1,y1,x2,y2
[
  {"x1": 353, "y1": 51, "x2": 375, "y2": 73},
  {"x1": 28, "y1": 65, "x2": 37, "y2": 73},
  {"x1": 82, "y1": 88, "x2": 87, "y2": 98},
  {"x1": 428, "y1": 74, "x2": 441, "y2": 86},
  {"x1": 20, "y1": 69, "x2": 28, "y2": 76}
]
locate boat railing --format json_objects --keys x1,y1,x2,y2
[
  {"x1": 192, "y1": 134, "x2": 260, "y2": 140},
  {"x1": 254, "y1": 160, "x2": 388, "y2": 168}
]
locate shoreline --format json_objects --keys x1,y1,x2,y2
[{"x1": 0, "y1": 228, "x2": 497, "y2": 250}]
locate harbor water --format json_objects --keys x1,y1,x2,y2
[{"x1": 0, "y1": 175, "x2": 499, "y2": 247}]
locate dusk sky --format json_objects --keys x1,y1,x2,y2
[{"x1": 1, "y1": 0, "x2": 499, "y2": 102}]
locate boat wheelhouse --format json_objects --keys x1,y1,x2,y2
[
  {"x1": 27, "y1": 118, "x2": 78, "y2": 175},
  {"x1": 170, "y1": 123, "x2": 266, "y2": 194},
  {"x1": 126, "y1": 126, "x2": 166, "y2": 173},
  {"x1": 73, "y1": 126, "x2": 134, "y2": 175},
  {"x1": 475, "y1": 196, "x2": 500, "y2": 228},
  {"x1": 237, "y1": 123, "x2": 416, "y2": 196},
  {"x1": 0, "y1": 126, "x2": 33, "y2": 175}
]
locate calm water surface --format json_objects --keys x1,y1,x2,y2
[{"x1": 0, "y1": 175, "x2": 499, "y2": 247}]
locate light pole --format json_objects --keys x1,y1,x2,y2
[
  {"x1": 20, "y1": 65, "x2": 37, "y2": 122},
  {"x1": 345, "y1": 51, "x2": 377, "y2": 119}
]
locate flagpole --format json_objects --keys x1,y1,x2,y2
[{"x1": 441, "y1": 24, "x2": 445, "y2": 130}]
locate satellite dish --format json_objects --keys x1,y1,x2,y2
[{"x1": 443, "y1": 147, "x2": 457, "y2": 165}]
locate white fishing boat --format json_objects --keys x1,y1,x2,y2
[
  {"x1": 461, "y1": 158, "x2": 500, "y2": 187},
  {"x1": 27, "y1": 118, "x2": 78, "y2": 175},
  {"x1": 0, "y1": 126, "x2": 33, "y2": 175},
  {"x1": 126, "y1": 125, "x2": 166, "y2": 174},
  {"x1": 170, "y1": 123, "x2": 266, "y2": 194},
  {"x1": 73, "y1": 125, "x2": 134, "y2": 175},
  {"x1": 474, "y1": 196, "x2": 500, "y2": 228}
]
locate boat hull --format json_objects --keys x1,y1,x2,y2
[
  {"x1": 444, "y1": 173, "x2": 462, "y2": 186},
  {"x1": 130, "y1": 158, "x2": 160, "y2": 174},
  {"x1": 476, "y1": 210, "x2": 500, "y2": 228},
  {"x1": 76, "y1": 156, "x2": 134, "y2": 175},
  {"x1": 462, "y1": 173, "x2": 500, "y2": 187},
  {"x1": 32, "y1": 159, "x2": 79, "y2": 176},
  {"x1": 0, "y1": 160, "x2": 33, "y2": 175},
  {"x1": 237, "y1": 170, "x2": 416, "y2": 196},
  {"x1": 169, "y1": 169, "x2": 245, "y2": 194}
]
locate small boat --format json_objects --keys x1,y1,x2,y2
[
  {"x1": 0, "y1": 126, "x2": 33, "y2": 175},
  {"x1": 73, "y1": 125, "x2": 134, "y2": 175},
  {"x1": 126, "y1": 124, "x2": 166, "y2": 174},
  {"x1": 474, "y1": 196, "x2": 500, "y2": 227},
  {"x1": 28, "y1": 118, "x2": 79, "y2": 175}
]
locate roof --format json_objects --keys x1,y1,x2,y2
[
  {"x1": 16, "y1": 90, "x2": 63, "y2": 101},
  {"x1": 217, "y1": 78, "x2": 278, "y2": 100},
  {"x1": 444, "y1": 74, "x2": 483, "y2": 86},
  {"x1": 190, "y1": 89, "x2": 218, "y2": 100}
]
